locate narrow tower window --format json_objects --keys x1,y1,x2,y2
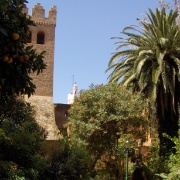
[
  {"x1": 64, "y1": 111, "x2": 68, "y2": 118},
  {"x1": 37, "y1": 31, "x2": 45, "y2": 44}
]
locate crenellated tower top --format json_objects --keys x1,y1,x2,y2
[
  {"x1": 23, "y1": 3, "x2": 57, "y2": 26},
  {"x1": 22, "y1": 3, "x2": 57, "y2": 97}
]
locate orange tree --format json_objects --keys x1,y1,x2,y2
[
  {"x1": 0, "y1": 0, "x2": 46, "y2": 98},
  {"x1": 69, "y1": 83, "x2": 150, "y2": 178}
]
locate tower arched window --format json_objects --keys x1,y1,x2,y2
[
  {"x1": 26, "y1": 31, "x2": 32, "y2": 43},
  {"x1": 37, "y1": 31, "x2": 45, "y2": 44}
]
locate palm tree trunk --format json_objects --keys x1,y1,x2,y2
[{"x1": 156, "y1": 96, "x2": 179, "y2": 157}]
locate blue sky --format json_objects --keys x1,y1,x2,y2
[{"x1": 26, "y1": 0, "x2": 172, "y2": 104}]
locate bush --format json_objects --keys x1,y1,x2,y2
[
  {"x1": 46, "y1": 138, "x2": 92, "y2": 180},
  {"x1": 0, "y1": 96, "x2": 48, "y2": 180}
]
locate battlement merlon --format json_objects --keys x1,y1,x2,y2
[{"x1": 23, "y1": 3, "x2": 57, "y2": 26}]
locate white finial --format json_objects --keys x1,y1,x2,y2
[{"x1": 67, "y1": 77, "x2": 79, "y2": 104}]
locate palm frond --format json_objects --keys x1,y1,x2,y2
[
  {"x1": 106, "y1": 7, "x2": 180, "y2": 116},
  {"x1": 123, "y1": 74, "x2": 135, "y2": 86}
]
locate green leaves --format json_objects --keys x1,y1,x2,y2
[
  {"x1": 0, "y1": 96, "x2": 47, "y2": 179},
  {"x1": 69, "y1": 83, "x2": 149, "y2": 162},
  {"x1": 69, "y1": 83, "x2": 151, "y2": 178}
]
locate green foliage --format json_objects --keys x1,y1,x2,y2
[
  {"x1": 69, "y1": 83, "x2": 150, "y2": 178},
  {"x1": 142, "y1": 129, "x2": 180, "y2": 179},
  {"x1": 0, "y1": 0, "x2": 46, "y2": 97},
  {"x1": 157, "y1": 131, "x2": 180, "y2": 179},
  {"x1": 46, "y1": 138, "x2": 92, "y2": 180},
  {"x1": 70, "y1": 83, "x2": 149, "y2": 151},
  {"x1": 145, "y1": 139, "x2": 169, "y2": 179},
  {"x1": 0, "y1": 96, "x2": 48, "y2": 179}
]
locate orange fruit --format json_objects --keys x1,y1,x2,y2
[
  {"x1": 7, "y1": 57, "x2": 13, "y2": 64},
  {"x1": 18, "y1": 55, "x2": 24, "y2": 62},
  {"x1": 23, "y1": 55, "x2": 29, "y2": 61},
  {"x1": 12, "y1": 33, "x2": 19, "y2": 40},
  {"x1": 3, "y1": 55, "x2": 9, "y2": 62}
]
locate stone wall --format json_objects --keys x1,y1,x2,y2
[{"x1": 25, "y1": 96, "x2": 61, "y2": 140}]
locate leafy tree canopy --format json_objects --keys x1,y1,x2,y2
[
  {"x1": 0, "y1": 0, "x2": 46, "y2": 98},
  {"x1": 0, "y1": 96, "x2": 48, "y2": 179},
  {"x1": 69, "y1": 83, "x2": 150, "y2": 158}
]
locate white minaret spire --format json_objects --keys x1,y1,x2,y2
[
  {"x1": 73, "y1": 82, "x2": 78, "y2": 95},
  {"x1": 67, "y1": 76, "x2": 79, "y2": 104}
]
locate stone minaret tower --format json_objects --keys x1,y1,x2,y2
[
  {"x1": 23, "y1": 4, "x2": 60, "y2": 140},
  {"x1": 67, "y1": 83, "x2": 79, "y2": 104},
  {"x1": 23, "y1": 3, "x2": 56, "y2": 96}
]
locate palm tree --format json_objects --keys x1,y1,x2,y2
[{"x1": 106, "y1": 8, "x2": 180, "y2": 156}]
